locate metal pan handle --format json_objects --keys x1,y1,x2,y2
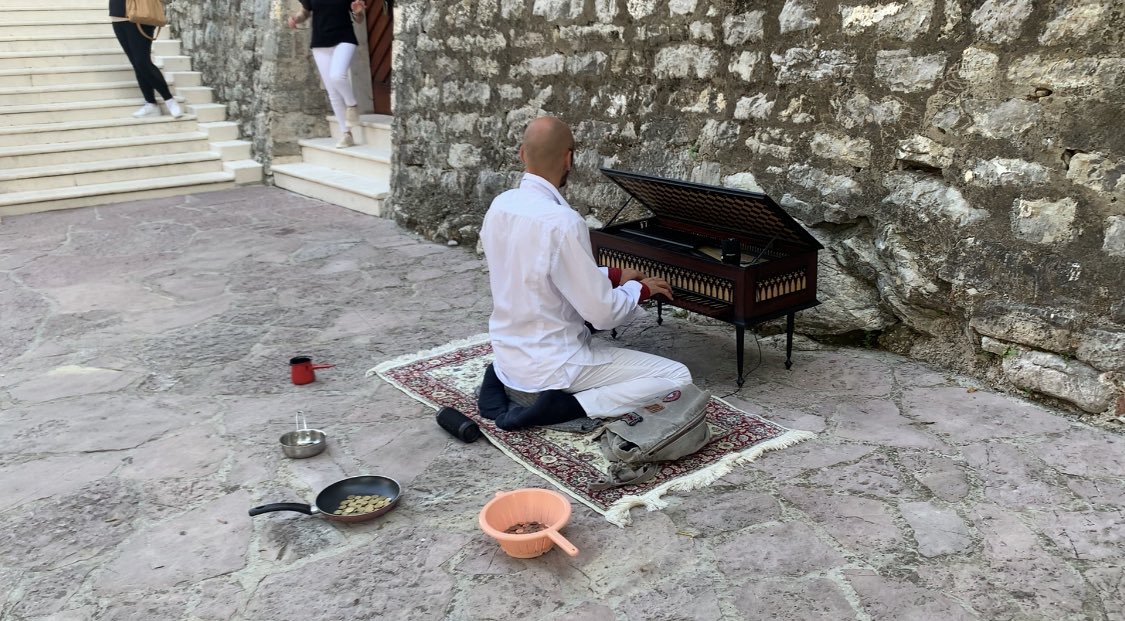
[{"x1": 249, "y1": 503, "x2": 314, "y2": 516}]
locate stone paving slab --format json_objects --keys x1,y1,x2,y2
[{"x1": 0, "y1": 187, "x2": 1123, "y2": 620}]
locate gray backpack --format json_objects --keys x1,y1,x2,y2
[{"x1": 591, "y1": 384, "x2": 712, "y2": 491}]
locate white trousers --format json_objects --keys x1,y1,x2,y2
[
  {"x1": 311, "y1": 43, "x2": 358, "y2": 134},
  {"x1": 567, "y1": 347, "x2": 692, "y2": 418}
]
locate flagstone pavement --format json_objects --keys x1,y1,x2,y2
[{"x1": 0, "y1": 186, "x2": 1122, "y2": 621}]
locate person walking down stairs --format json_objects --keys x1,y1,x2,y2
[
  {"x1": 108, "y1": 0, "x2": 183, "y2": 119},
  {"x1": 287, "y1": 0, "x2": 365, "y2": 149}
]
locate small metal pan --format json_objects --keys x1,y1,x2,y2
[{"x1": 248, "y1": 475, "x2": 401, "y2": 523}]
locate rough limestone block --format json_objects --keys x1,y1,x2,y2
[
  {"x1": 779, "y1": 0, "x2": 819, "y2": 33},
  {"x1": 875, "y1": 50, "x2": 947, "y2": 92},
  {"x1": 723, "y1": 11, "x2": 765, "y2": 45},
  {"x1": 971, "y1": 0, "x2": 1034, "y2": 43},
  {"x1": 1011, "y1": 197, "x2": 1078, "y2": 244},
  {"x1": 1003, "y1": 350, "x2": 1116, "y2": 413},
  {"x1": 1040, "y1": 2, "x2": 1110, "y2": 44},
  {"x1": 1101, "y1": 215, "x2": 1125, "y2": 257},
  {"x1": 812, "y1": 131, "x2": 872, "y2": 167},
  {"x1": 654, "y1": 44, "x2": 719, "y2": 79}
]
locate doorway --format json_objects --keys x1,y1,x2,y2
[{"x1": 363, "y1": 0, "x2": 393, "y2": 115}]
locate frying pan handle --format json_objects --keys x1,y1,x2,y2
[{"x1": 249, "y1": 503, "x2": 314, "y2": 516}]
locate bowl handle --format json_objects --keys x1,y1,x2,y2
[{"x1": 547, "y1": 529, "x2": 579, "y2": 557}]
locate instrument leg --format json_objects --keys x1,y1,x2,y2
[
  {"x1": 657, "y1": 300, "x2": 663, "y2": 326},
  {"x1": 736, "y1": 324, "x2": 745, "y2": 387},
  {"x1": 785, "y1": 312, "x2": 795, "y2": 370}
]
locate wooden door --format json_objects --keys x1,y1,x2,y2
[{"x1": 364, "y1": 0, "x2": 393, "y2": 115}]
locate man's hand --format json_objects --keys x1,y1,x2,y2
[
  {"x1": 351, "y1": 0, "x2": 366, "y2": 14},
  {"x1": 287, "y1": 14, "x2": 298, "y2": 28},
  {"x1": 641, "y1": 277, "x2": 673, "y2": 301},
  {"x1": 619, "y1": 267, "x2": 645, "y2": 283}
]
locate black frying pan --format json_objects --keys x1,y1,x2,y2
[{"x1": 248, "y1": 475, "x2": 402, "y2": 523}]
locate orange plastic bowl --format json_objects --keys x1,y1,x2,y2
[{"x1": 479, "y1": 488, "x2": 579, "y2": 558}]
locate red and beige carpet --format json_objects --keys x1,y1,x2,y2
[{"x1": 368, "y1": 334, "x2": 814, "y2": 526}]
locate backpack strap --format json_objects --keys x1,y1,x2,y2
[{"x1": 589, "y1": 463, "x2": 661, "y2": 492}]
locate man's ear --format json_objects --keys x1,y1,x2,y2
[{"x1": 518, "y1": 145, "x2": 526, "y2": 165}]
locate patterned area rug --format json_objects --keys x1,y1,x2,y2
[{"x1": 368, "y1": 334, "x2": 815, "y2": 526}]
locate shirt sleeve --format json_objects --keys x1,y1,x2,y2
[
  {"x1": 550, "y1": 220, "x2": 642, "y2": 331},
  {"x1": 299, "y1": 0, "x2": 312, "y2": 11}
]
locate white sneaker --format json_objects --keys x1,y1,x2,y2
[
  {"x1": 165, "y1": 99, "x2": 184, "y2": 119},
  {"x1": 133, "y1": 103, "x2": 160, "y2": 118},
  {"x1": 335, "y1": 131, "x2": 355, "y2": 149}
]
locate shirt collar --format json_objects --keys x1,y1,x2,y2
[{"x1": 520, "y1": 173, "x2": 568, "y2": 207}]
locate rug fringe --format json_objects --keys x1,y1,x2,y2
[{"x1": 603, "y1": 428, "x2": 816, "y2": 527}]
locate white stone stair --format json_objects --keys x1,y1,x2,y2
[
  {"x1": 0, "y1": 151, "x2": 224, "y2": 192},
  {"x1": 272, "y1": 114, "x2": 393, "y2": 217},
  {"x1": 0, "y1": 1, "x2": 262, "y2": 218}
]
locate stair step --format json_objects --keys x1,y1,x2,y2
[
  {"x1": 0, "y1": 115, "x2": 198, "y2": 148},
  {"x1": 7, "y1": 0, "x2": 103, "y2": 6},
  {"x1": 1, "y1": 9, "x2": 106, "y2": 24},
  {"x1": 0, "y1": 132, "x2": 211, "y2": 168},
  {"x1": 6, "y1": 1, "x2": 105, "y2": 11},
  {"x1": 0, "y1": 64, "x2": 139, "y2": 88},
  {"x1": 328, "y1": 113, "x2": 393, "y2": 150},
  {"x1": 224, "y1": 159, "x2": 264, "y2": 185},
  {"x1": 198, "y1": 121, "x2": 239, "y2": 142},
  {"x1": 299, "y1": 137, "x2": 391, "y2": 181},
  {"x1": 0, "y1": 98, "x2": 165, "y2": 125},
  {"x1": 210, "y1": 140, "x2": 252, "y2": 161},
  {"x1": 188, "y1": 103, "x2": 227, "y2": 123},
  {"x1": 0, "y1": 49, "x2": 126, "y2": 70},
  {"x1": 174, "y1": 86, "x2": 213, "y2": 105},
  {"x1": 0, "y1": 22, "x2": 116, "y2": 38},
  {"x1": 0, "y1": 151, "x2": 223, "y2": 192},
  {"x1": 0, "y1": 172, "x2": 237, "y2": 217},
  {"x1": 0, "y1": 34, "x2": 128, "y2": 53},
  {"x1": 272, "y1": 162, "x2": 389, "y2": 218},
  {"x1": 0, "y1": 80, "x2": 148, "y2": 105},
  {"x1": 158, "y1": 56, "x2": 192, "y2": 72},
  {"x1": 168, "y1": 71, "x2": 202, "y2": 88}
]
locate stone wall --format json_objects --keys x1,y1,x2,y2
[
  {"x1": 164, "y1": 0, "x2": 334, "y2": 164},
  {"x1": 388, "y1": 0, "x2": 1125, "y2": 418}
]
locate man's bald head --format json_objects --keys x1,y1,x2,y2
[{"x1": 519, "y1": 116, "x2": 574, "y2": 188}]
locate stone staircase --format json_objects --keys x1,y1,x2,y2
[
  {"x1": 272, "y1": 114, "x2": 392, "y2": 217},
  {"x1": 0, "y1": 0, "x2": 262, "y2": 218}
]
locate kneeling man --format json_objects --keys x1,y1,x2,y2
[{"x1": 477, "y1": 116, "x2": 692, "y2": 430}]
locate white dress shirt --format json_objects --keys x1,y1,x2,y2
[{"x1": 481, "y1": 173, "x2": 645, "y2": 392}]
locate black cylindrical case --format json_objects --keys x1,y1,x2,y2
[{"x1": 436, "y1": 406, "x2": 482, "y2": 443}]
